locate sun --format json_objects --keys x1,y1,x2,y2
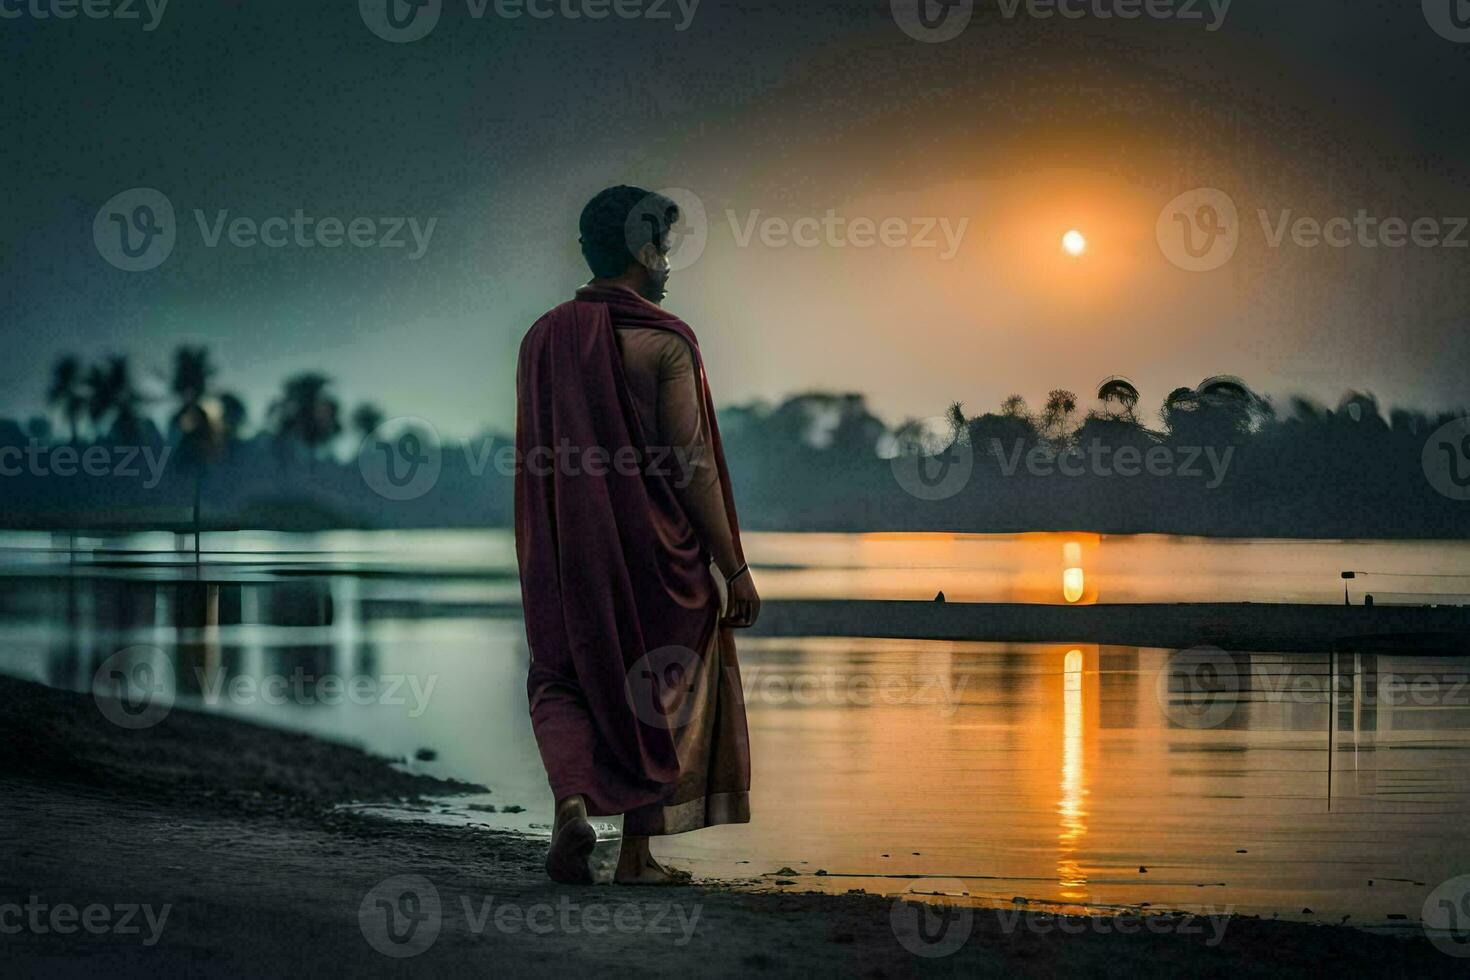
[{"x1": 1062, "y1": 229, "x2": 1087, "y2": 257}]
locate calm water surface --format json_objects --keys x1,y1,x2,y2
[{"x1": 2, "y1": 530, "x2": 1468, "y2": 929}]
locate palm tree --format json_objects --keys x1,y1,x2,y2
[
  {"x1": 269, "y1": 373, "x2": 342, "y2": 461},
  {"x1": 85, "y1": 356, "x2": 144, "y2": 444},
  {"x1": 46, "y1": 355, "x2": 86, "y2": 443},
  {"x1": 945, "y1": 402, "x2": 968, "y2": 446},
  {"x1": 170, "y1": 346, "x2": 221, "y2": 457},
  {"x1": 170, "y1": 346, "x2": 216, "y2": 407}
]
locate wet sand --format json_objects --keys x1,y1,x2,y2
[{"x1": 0, "y1": 675, "x2": 1462, "y2": 977}]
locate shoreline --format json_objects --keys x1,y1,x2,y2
[
  {"x1": 752, "y1": 600, "x2": 1470, "y2": 654},
  {"x1": 1, "y1": 675, "x2": 1464, "y2": 976}
]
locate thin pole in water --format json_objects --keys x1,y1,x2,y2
[
  {"x1": 1327, "y1": 650, "x2": 1335, "y2": 812},
  {"x1": 193, "y1": 473, "x2": 202, "y2": 565}
]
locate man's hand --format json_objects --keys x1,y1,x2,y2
[{"x1": 723, "y1": 571, "x2": 761, "y2": 629}]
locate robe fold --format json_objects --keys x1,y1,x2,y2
[{"x1": 514, "y1": 283, "x2": 751, "y2": 835}]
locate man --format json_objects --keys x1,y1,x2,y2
[{"x1": 515, "y1": 186, "x2": 760, "y2": 885}]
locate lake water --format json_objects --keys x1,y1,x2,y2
[{"x1": 2, "y1": 529, "x2": 1469, "y2": 932}]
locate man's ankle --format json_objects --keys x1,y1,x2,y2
[
  {"x1": 553, "y1": 794, "x2": 587, "y2": 829},
  {"x1": 617, "y1": 835, "x2": 650, "y2": 866}
]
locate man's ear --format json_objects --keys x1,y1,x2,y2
[{"x1": 635, "y1": 242, "x2": 665, "y2": 271}]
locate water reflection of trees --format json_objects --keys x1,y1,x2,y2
[{"x1": 39, "y1": 576, "x2": 371, "y2": 711}]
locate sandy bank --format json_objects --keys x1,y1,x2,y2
[{"x1": 0, "y1": 675, "x2": 1461, "y2": 977}]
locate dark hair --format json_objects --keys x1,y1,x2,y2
[{"x1": 578, "y1": 185, "x2": 679, "y2": 279}]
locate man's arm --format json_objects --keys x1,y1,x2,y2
[{"x1": 655, "y1": 335, "x2": 742, "y2": 580}]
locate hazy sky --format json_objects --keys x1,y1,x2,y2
[{"x1": 4, "y1": 0, "x2": 1469, "y2": 439}]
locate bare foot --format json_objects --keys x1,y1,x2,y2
[
  {"x1": 545, "y1": 796, "x2": 596, "y2": 885},
  {"x1": 614, "y1": 853, "x2": 694, "y2": 886}
]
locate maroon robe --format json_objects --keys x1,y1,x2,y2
[{"x1": 514, "y1": 283, "x2": 751, "y2": 834}]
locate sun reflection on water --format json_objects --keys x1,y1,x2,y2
[{"x1": 1059, "y1": 648, "x2": 1088, "y2": 899}]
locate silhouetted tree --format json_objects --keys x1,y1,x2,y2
[
  {"x1": 351, "y1": 403, "x2": 386, "y2": 442},
  {"x1": 827, "y1": 395, "x2": 888, "y2": 458},
  {"x1": 1097, "y1": 377, "x2": 1141, "y2": 423},
  {"x1": 86, "y1": 356, "x2": 147, "y2": 444},
  {"x1": 967, "y1": 411, "x2": 1038, "y2": 457},
  {"x1": 269, "y1": 373, "x2": 342, "y2": 461},
  {"x1": 1163, "y1": 379, "x2": 1270, "y2": 445},
  {"x1": 946, "y1": 402, "x2": 968, "y2": 445},
  {"x1": 170, "y1": 346, "x2": 216, "y2": 406},
  {"x1": 46, "y1": 355, "x2": 86, "y2": 443},
  {"x1": 219, "y1": 393, "x2": 248, "y2": 442},
  {"x1": 1001, "y1": 394, "x2": 1029, "y2": 420},
  {"x1": 1041, "y1": 389, "x2": 1078, "y2": 447},
  {"x1": 1160, "y1": 386, "x2": 1200, "y2": 433},
  {"x1": 169, "y1": 345, "x2": 223, "y2": 460}
]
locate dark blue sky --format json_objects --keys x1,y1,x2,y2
[{"x1": 4, "y1": 1, "x2": 1468, "y2": 438}]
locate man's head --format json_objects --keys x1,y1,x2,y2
[{"x1": 578, "y1": 185, "x2": 680, "y2": 304}]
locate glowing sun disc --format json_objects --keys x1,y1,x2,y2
[{"x1": 1062, "y1": 230, "x2": 1087, "y2": 256}]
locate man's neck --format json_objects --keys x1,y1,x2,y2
[{"x1": 589, "y1": 276, "x2": 659, "y2": 306}]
